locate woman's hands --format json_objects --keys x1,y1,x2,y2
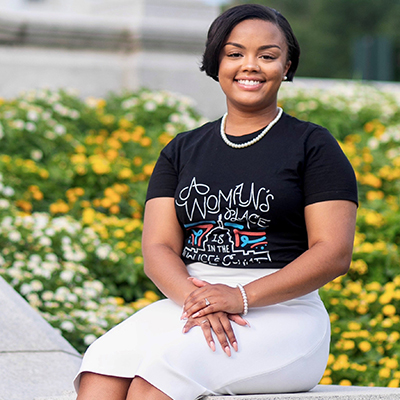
[
  {"x1": 181, "y1": 277, "x2": 249, "y2": 356},
  {"x1": 182, "y1": 277, "x2": 245, "y2": 319}
]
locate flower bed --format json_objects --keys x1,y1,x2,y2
[{"x1": 1, "y1": 83, "x2": 400, "y2": 385}]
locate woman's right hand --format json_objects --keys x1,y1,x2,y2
[{"x1": 182, "y1": 311, "x2": 249, "y2": 356}]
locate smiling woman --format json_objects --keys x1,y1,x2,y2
[{"x1": 74, "y1": 4, "x2": 358, "y2": 400}]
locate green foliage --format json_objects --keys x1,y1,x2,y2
[
  {"x1": 228, "y1": 0, "x2": 400, "y2": 81},
  {"x1": 279, "y1": 82, "x2": 400, "y2": 387},
  {"x1": 0, "y1": 88, "x2": 203, "y2": 351}
]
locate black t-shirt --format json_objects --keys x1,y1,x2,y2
[{"x1": 146, "y1": 112, "x2": 358, "y2": 269}]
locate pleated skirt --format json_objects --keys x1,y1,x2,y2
[{"x1": 74, "y1": 262, "x2": 331, "y2": 400}]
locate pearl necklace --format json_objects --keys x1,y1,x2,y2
[{"x1": 220, "y1": 107, "x2": 283, "y2": 149}]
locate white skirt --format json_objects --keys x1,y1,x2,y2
[{"x1": 74, "y1": 263, "x2": 331, "y2": 400}]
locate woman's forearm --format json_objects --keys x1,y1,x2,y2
[
  {"x1": 245, "y1": 200, "x2": 356, "y2": 308},
  {"x1": 143, "y1": 243, "x2": 196, "y2": 306},
  {"x1": 244, "y1": 240, "x2": 350, "y2": 308}
]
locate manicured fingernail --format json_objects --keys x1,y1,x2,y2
[
  {"x1": 182, "y1": 327, "x2": 187, "y2": 333},
  {"x1": 244, "y1": 319, "x2": 251, "y2": 327},
  {"x1": 181, "y1": 312, "x2": 187, "y2": 320},
  {"x1": 224, "y1": 346, "x2": 231, "y2": 357},
  {"x1": 209, "y1": 341, "x2": 216, "y2": 352},
  {"x1": 232, "y1": 341, "x2": 238, "y2": 352},
  {"x1": 192, "y1": 312, "x2": 200, "y2": 318}
]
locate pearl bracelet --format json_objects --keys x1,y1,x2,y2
[{"x1": 237, "y1": 284, "x2": 248, "y2": 316}]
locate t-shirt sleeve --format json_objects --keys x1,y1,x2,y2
[
  {"x1": 145, "y1": 149, "x2": 178, "y2": 201},
  {"x1": 303, "y1": 127, "x2": 358, "y2": 207}
]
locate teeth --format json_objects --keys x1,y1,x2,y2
[{"x1": 237, "y1": 80, "x2": 261, "y2": 85}]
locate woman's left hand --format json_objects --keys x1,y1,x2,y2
[{"x1": 181, "y1": 277, "x2": 244, "y2": 320}]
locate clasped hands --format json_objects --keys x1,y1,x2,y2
[{"x1": 181, "y1": 277, "x2": 249, "y2": 357}]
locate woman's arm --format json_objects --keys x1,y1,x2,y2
[
  {"x1": 142, "y1": 197, "x2": 195, "y2": 306},
  {"x1": 143, "y1": 197, "x2": 247, "y2": 355},
  {"x1": 183, "y1": 200, "x2": 357, "y2": 317}
]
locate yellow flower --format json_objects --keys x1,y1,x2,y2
[
  {"x1": 364, "y1": 121, "x2": 375, "y2": 133},
  {"x1": 379, "y1": 368, "x2": 391, "y2": 379},
  {"x1": 16, "y1": 200, "x2": 32, "y2": 213},
  {"x1": 358, "y1": 341, "x2": 371, "y2": 352},
  {"x1": 114, "y1": 297, "x2": 125, "y2": 305},
  {"x1": 360, "y1": 173, "x2": 382, "y2": 188},
  {"x1": 134, "y1": 256, "x2": 143, "y2": 264},
  {"x1": 116, "y1": 241, "x2": 127, "y2": 250},
  {"x1": 366, "y1": 292, "x2": 377, "y2": 303},
  {"x1": 348, "y1": 321, "x2": 361, "y2": 331},
  {"x1": 364, "y1": 210, "x2": 384, "y2": 227},
  {"x1": 118, "y1": 168, "x2": 133, "y2": 179},
  {"x1": 132, "y1": 298, "x2": 151, "y2": 310},
  {"x1": 366, "y1": 190, "x2": 384, "y2": 201},
  {"x1": 106, "y1": 149, "x2": 119, "y2": 161},
  {"x1": 385, "y1": 359, "x2": 398, "y2": 370},
  {"x1": 379, "y1": 292, "x2": 393, "y2": 305},
  {"x1": 109, "y1": 205, "x2": 120, "y2": 214},
  {"x1": 366, "y1": 282, "x2": 381, "y2": 291},
  {"x1": 339, "y1": 380, "x2": 352, "y2": 386},
  {"x1": 347, "y1": 281, "x2": 362, "y2": 294},
  {"x1": 101, "y1": 198, "x2": 112, "y2": 208},
  {"x1": 320, "y1": 377, "x2": 332, "y2": 385},
  {"x1": 101, "y1": 114, "x2": 115, "y2": 125},
  {"x1": 388, "y1": 379, "x2": 400, "y2": 388},
  {"x1": 374, "y1": 331, "x2": 388, "y2": 342},
  {"x1": 133, "y1": 156, "x2": 143, "y2": 166},
  {"x1": 71, "y1": 154, "x2": 87, "y2": 164},
  {"x1": 107, "y1": 137, "x2": 122, "y2": 149},
  {"x1": 49, "y1": 200, "x2": 69, "y2": 214},
  {"x1": 382, "y1": 304, "x2": 396, "y2": 317},
  {"x1": 140, "y1": 137, "x2": 152, "y2": 147},
  {"x1": 158, "y1": 132, "x2": 174, "y2": 145},
  {"x1": 327, "y1": 354, "x2": 335, "y2": 366},
  {"x1": 118, "y1": 118, "x2": 132, "y2": 129},
  {"x1": 143, "y1": 164, "x2": 155, "y2": 176},
  {"x1": 114, "y1": 229, "x2": 125, "y2": 239},
  {"x1": 82, "y1": 208, "x2": 96, "y2": 225},
  {"x1": 330, "y1": 313, "x2": 339, "y2": 322},
  {"x1": 356, "y1": 304, "x2": 368, "y2": 315},
  {"x1": 350, "y1": 259, "x2": 368, "y2": 275},
  {"x1": 39, "y1": 169, "x2": 49, "y2": 179},
  {"x1": 389, "y1": 332, "x2": 400, "y2": 343},
  {"x1": 360, "y1": 242, "x2": 375, "y2": 253},
  {"x1": 144, "y1": 291, "x2": 160, "y2": 302},
  {"x1": 75, "y1": 145, "x2": 87, "y2": 153}
]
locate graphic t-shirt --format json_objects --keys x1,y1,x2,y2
[{"x1": 146, "y1": 112, "x2": 358, "y2": 269}]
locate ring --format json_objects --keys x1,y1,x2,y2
[
  {"x1": 205, "y1": 298, "x2": 210, "y2": 306},
  {"x1": 201, "y1": 319, "x2": 208, "y2": 324}
]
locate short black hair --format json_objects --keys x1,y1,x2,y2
[{"x1": 200, "y1": 4, "x2": 300, "y2": 82}]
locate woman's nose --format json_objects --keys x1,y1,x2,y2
[{"x1": 242, "y1": 57, "x2": 260, "y2": 72}]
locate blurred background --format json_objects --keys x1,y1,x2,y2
[{"x1": 1, "y1": 0, "x2": 400, "y2": 119}]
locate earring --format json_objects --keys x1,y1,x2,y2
[{"x1": 283, "y1": 76, "x2": 288, "y2": 81}]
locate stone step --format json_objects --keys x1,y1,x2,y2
[
  {"x1": 34, "y1": 385, "x2": 400, "y2": 400},
  {"x1": 0, "y1": 277, "x2": 81, "y2": 400}
]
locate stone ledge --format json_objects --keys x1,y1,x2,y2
[{"x1": 34, "y1": 385, "x2": 400, "y2": 400}]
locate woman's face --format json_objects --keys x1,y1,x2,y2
[{"x1": 218, "y1": 19, "x2": 291, "y2": 114}]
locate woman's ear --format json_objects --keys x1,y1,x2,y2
[{"x1": 284, "y1": 60, "x2": 292, "y2": 78}]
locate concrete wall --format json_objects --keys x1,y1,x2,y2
[{"x1": 0, "y1": 0, "x2": 226, "y2": 119}]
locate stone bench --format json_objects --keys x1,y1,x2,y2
[
  {"x1": 34, "y1": 385, "x2": 400, "y2": 400},
  {"x1": 2, "y1": 277, "x2": 400, "y2": 400}
]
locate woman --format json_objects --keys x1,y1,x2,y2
[{"x1": 75, "y1": 4, "x2": 358, "y2": 400}]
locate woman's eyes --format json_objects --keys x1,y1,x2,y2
[
  {"x1": 227, "y1": 52, "x2": 242, "y2": 58},
  {"x1": 226, "y1": 53, "x2": 276, "y2": 60}
]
